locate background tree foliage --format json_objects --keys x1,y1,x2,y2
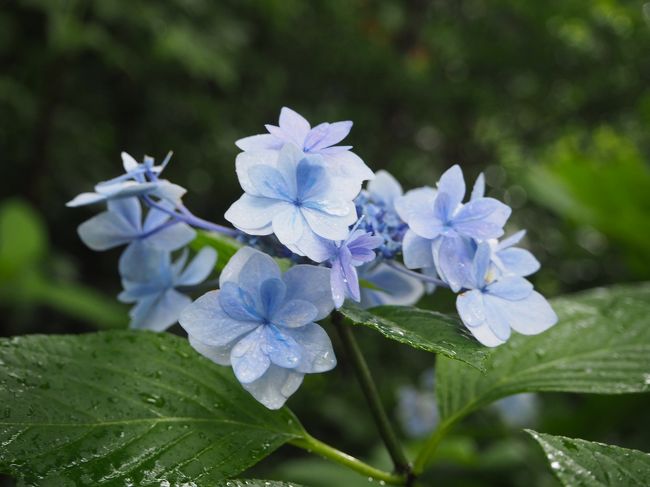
[{"x1": 1, "y1": 1, "x2": 650, "y2": 486}]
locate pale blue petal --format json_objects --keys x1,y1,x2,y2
[
  {"x1": 367, "y1": 170, "x2": 403, "y2": 209},
  {"x1": 66, "y1": 192, "x2": 108, "y2": 207},
  {"x1": 284, "y1": 323, "x2": 337, "y2": 374},
  {"x1": 498, "y1": 247, "x2": 540, "y2": 276},
  {"x1": 498, "y1": 291, "x2": 558, "y2": 335},
  {"x1": 235, "y1": 150, "x2": 279, "y2": 196},
  {"x1": 394, "y1": 187, "x2": 437, "y2": 224},
  {"x1": 453, "y1": 198, "x2": 510, "y2": 239},
  {"x1": 278, "y1": 107, "x2": 311, "y2": 145},
  {"x1": 305, "y1": 120, "x2": 352, "y2": 151},
  {"x1": 283, "y1": 265, "x2": 334, "y2": 321},
  {"x1": 435, "y1": 237, "x2": 475, "y2": 292},
  {"x1": 359, "y1": 262, "x2": 424, "y2": 308},
  {"x1": 330, "y1": 258, "x2": 347, "y2": 309},
  {"x1": 142, "y1": 204, "x2": 171, "y2": 231},
  {"x1": 471, "y1": 242, "x2": 492, "y2": 289},
  {"x1": 296, "y1": 158, "x2": 329, "y2": 201},
  {"x1": 129, "y1": 289, "x2": 191, "y2": 332},
  {"x1": 179, "y1": 290, "x2": 259, "y2": 347},
  {"x1": 467, "y1": 322, "x2": 506, "y2": 347},
  {"x1": 225, "y1": 194, "x2": 287, "y2": 232},
  {"x1": 176, "y1": 247, "x2": 217, "y2": 286},
  {"x1": 77, "y1": 211, "x2": 138, "y2": 251},
  {"x1": 107, "y1": 197, "x2": 142, "y2": 230},
  {"x1": 264, "y1": 326, "x2": 302, "y2": 369},
  {"x1": 272, "y1": 206, "x2": 305, "y2": 245},
  {"x1": 249, "y1": 165, "x2": 294, "y2": 200},
  {"x1": 437, "y1": 165, "x2": 465, "y2": 211},
  {"x1": 188, "y1": 335, "x2": 232, "y2": 366},
  {"x1": 498, "y1": 230, "x2": 526, "y2": 250},
  {"x1": 402, "y1": 230, "x2": 434, "y2": 269},
  {"x1": 238, "y1": 251, "x2": 282, "y2": 297},
  {"x1": 146, "y1": 222, "x2": 196, "y2": 252},
  {"x1": 483, "y1": 296, "x2": 513, "y2": 341},
  {"x1": 273, "y1": 299, "x2": 318, "y2": 328},
  {"x1": 486, "y1": 276, "x2": 533, "y2": 300},
  {"x1": 118, "y1": 243, "x2": 169, "y2": 282},
  {"x1": 241, "y1": 365, "x2": 304, "y2": 410},
  {"x1": 260, "y1": 278, "x2": 286, "y2": 318},
  {"x1": 302, "y1": 206, "x2": 354, "y2": 241},
  {"x1": 289, "y1": 231, "x2": 331, "y2": 262},
  {"x1": 231, "y1": 326, "x2": 271, "y2": 383},
  {"x1": 219, "y1": 282, "x2": 262, "y2": 322},
  {"x1": 235, "y1": 134, "x2": 283, "y2": 151},
  {"x1": 219, "y1": 246, "x2": 259, "y2": 287},
  {"x1": 471, "y1": 173, "x2": 485, "y2": 201},
  {"x1": 320, "y1": 150, "x2": 374, "y2": 187},
  {"x1": 121, "y1": 152, "x2": 139, "y2": 172},
  {"x1": 456, "y1": 289, "x2": 485, "y2": 327},
  {"x1": 151, "y1": 180, "x2": 187, "y2": 204}
]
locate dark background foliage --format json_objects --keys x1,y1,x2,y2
[{"x1": 1, "y1": 1, "x2": 650, "y2": 486}]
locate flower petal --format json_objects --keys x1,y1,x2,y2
[
  {"x1": 497, "y1": 291, "x2": 558, "y2": 335},
  {"x1": 456, "y1": 289, "x2": 486, "y2": 328},
  {"x1": 176, "y1": 247, "x2": 217, "y2": 286},
  {"x1": 367, "y1": 170, "x2": 403, "y2": 209},
  {"x1": 401, "y1": 230, "x2": 434, "y2": 269},
  {"x1": 235, "y1": 133, "x2": 283, "y2": 152},
  {"x1": 241, "y1": 365, "x2": 304, "y2": 410},
  {"x1": 264, "y1": 325, "x2": 302, "y2": 369},
  {"x1": 235, "y1": 150, "x2": 279, "y2": 196},
  {"x1": 188, "y1": 335, "x2": 232, "y2": 366},
  {"x1": 497, "y1": 247, "x2": 540, "y2": 277},
  {"x1": 485, "y1": 276, "x2": 533, "y2": 300},
  {"x1": 278, "y1": 106, "x2": 311, "y2": 145},
  {"x1": 272, "y1": 206, "x2": 305, "y2": 245},
  {"x1": 225, "y1": 194, "x2": 287, "y2": 233},
  {"x1": 359, "y1": 262, "x2": 425, "y2": 308},
  {"x1": 283, "y1": 265, "x2": 334, "y2": 321},
  {"x1": 273, "y1": 299, "x2": 318, "y2": 328},
  {"x1": 129, "y1": 289, "x2": 191, "y2": 332},
  {"x1": 284, "y1": 323, "x2": 337, "y2": 374},
  {"x1": 437, "y1": 165, "x2": 465, "y2": 212},
  {"x1": 231, "y1": 326, "x2": 271, "y2": 383}
]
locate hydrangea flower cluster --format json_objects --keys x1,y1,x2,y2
[{"x1": 69, "y1": 106, "x2": 557, "y2": 409}]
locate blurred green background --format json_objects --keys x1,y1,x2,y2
[{"x1": 1, "y1": 1, "x2": 650, "y2": 486}]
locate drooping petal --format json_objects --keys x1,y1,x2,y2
[
  {"x1": 497, "y1": 247, "x2": 540, "y2": 277},
  {"x1": 358, "y1": 262, "x2": 425, "y2": 308},
  {"x1": 225, "y1": 194, "x2": 287, "y2": 232},
  {"x1": 485, "y1": 276, "x2": 533, "y2": 301},
  {"x1": 401, "y1": 230, "x2": 434, "y2": 269},
  {"x1": 272, "y1": 299, "x2": 318, "y2": 328},
  {"x1": 367, "y1": 170, "x2": 403, "y2": 209},
  {"x1": 497, "y1": 291, "x2": 558, "y2": 335},
  {"x1": 241, "y1": 365, "x2": 304, "y2": 410},
  {"x1": 284, "y1": 323, "x2": 337, "y2": 374},
  {"x1": 467, "y1": 322, "x2": 506, "y2": 347},
  {"x1": 483, "y1": 296, "x2": 513, "y2": 342},
  {"x1": 235, "y1": 133, "x2": 283, "y2": 152},
  {"x1": 176, "y1": 247, "x2": 217, "y2": 286},
  {"x1": 456, "y1": 289, "x2": 486, "y2": 328},
  {"x1": 436, "y1": 165, "x2": 465, "y2": 212},
  {"x1": 230, "y1": 326, "x2": 271, "y2": 384},
  {"x1": 179, "y1": 290, "x2": 259, "y2": 347},
  {"x1": 283, "y1": 265, "x2": 334, "y2": 321},
  {"x1": 129, "y1": 289, "x2": 191, "y2": 332}
]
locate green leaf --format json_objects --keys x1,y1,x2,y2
[
  {"x1": 339, "y1": 305, "x2": 489, "y2": 371},
  {"x1": 190, "y1": 230, "x2": 243, "y2": 272},
  {"x1": 0, "y1": 199, "x2": 47, "y2": 279},
  {"x1": 0, "y1": 331, "x2": 305, "y2": 486},
  {"x1": 214, "y1": 481, "x2": 305, "y2": 487},
  {"x1": 526, "y1": 430, "x2": 650, "y2": 486},
  {"x1": 436, "y1": 284, "x2": 650, "y2": 424}
]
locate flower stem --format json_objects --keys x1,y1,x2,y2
[
  {"x1": 331, "y1": 311, "x2": 412, "y2": 477},
  {"x1": 290, "y1": 434, "x2": 405, "y2": 485},
  {"x1": 142, "y1": 196, "x2": 238, "y2": 236}
]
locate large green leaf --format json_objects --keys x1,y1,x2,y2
[
  {"x1": 340, "y1": 305, "x2": 489, "y2": 371},
  {"x1": 527, "y1": 430, "x2": 650, "y2": 486},
  {"x1": 0, "y1": 331, "x2": 305, "y2": 486},
  {"x1": 214, "y1": 481, "x2": 304, "y2": 487},
  {"x1": 436, "y1": 284, "x2": 650, "y2": 423}
]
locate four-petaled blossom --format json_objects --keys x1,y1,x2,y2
[
  {"x1": 357, "y1": 261, "x2": 424, "y2": 309},
  {"x1": 235, "y1": 107, "x2": 373, "y2": 189},
  {"x1": 325, "y1": 229, "x2": 383, "y2": 308},
  {"x1": 396, "y1": 165, "x2": 511, "y2": 291},
  {"x1": 225, "y1": 144, "x2": 359, "y2": 261},
  {"x1": 119, "y1": 247, "x2": 217, "y2": 332},
  {"x1": 179, "y1": 247, "x2": 336, "y2": 409},
  {"x1": 456, "y1": 242, "x2": 557, "y2": 347},
  {"x1": 66, "y1": 152, "x2": 186, "y2": 207},
  {"x1": 356, "y1": 170, "x2": 408, "y2": 259},
  {"x1": 77, "y1": 197, "x2": 195, "y2": 281}
]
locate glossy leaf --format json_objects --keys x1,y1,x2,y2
[
  {"x1": 0, "y1": 331, "x2": 305, "y2": 486},
  {"x1": 436, "y1": 284, "x2": 650, "y2": 423},
  {"x1": 340, "y1": 305, "x2": 489, "y2": 371},
  {"x1": 214, "y1": 481, "x2": 305, "y2": 487},
  {"x1": 527, "y1": 430, "x2": 650, "y2": 486}
]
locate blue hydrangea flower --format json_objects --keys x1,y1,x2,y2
[
  {"x1": 235, "y1": 107, "x2": 373, "y2": 189},
  {"x1": 356, "y1": 170, "x2": 409, "y2": 259},
  {"x1": 67, "y1": 152, "x2": 186, "y2": 207},
  {"x1": 225, "y1": 144, "x2": 359, "y2": 262},
  {"x1": 357, "y1": 261, "x2": 425, "y2": 308},
  {"x1": 77, "y1": 197, "x2": 196, "y2": 281},
  {"x1": 325, "y1": 230, "x2": 383, "y2": 308},
  {"x1": 489, "y1": 230, "x2": 540, "y2": 277},
  {"x1": 396, "y1": 165, "x2": 511, "y2": 291},
  {"x1": 456, "y1": 242, "x2": 557, "y2": 347},
  {"x1": 179, "y1": 247, "x2": 336, "y2": 409},
  {"x1": 118, "y1": 247, "x2": 217, "y2": 332}
]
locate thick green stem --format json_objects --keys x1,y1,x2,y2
[
  {"x1": 331, "y1": 311, "x2": 412, "y2": 476},
  {"x1": 291, "y1": 434, "x2": 405, "y2": 485}
]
